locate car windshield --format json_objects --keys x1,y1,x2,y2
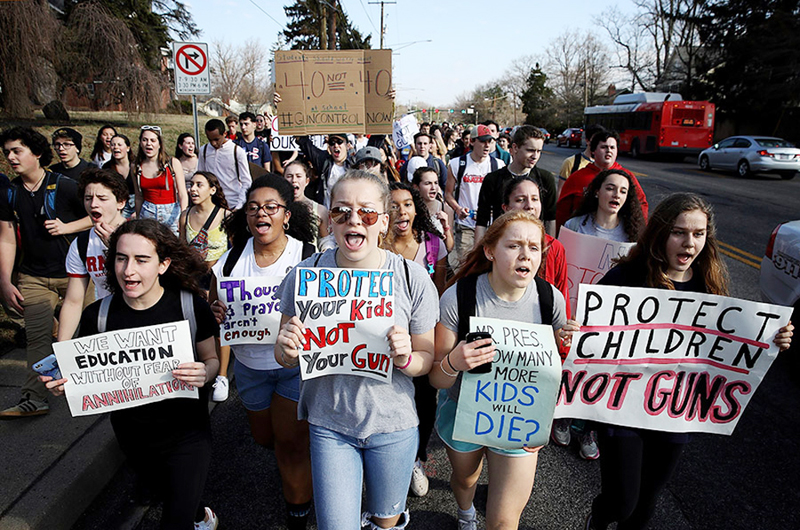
[{"x1": 755, "y1": 138, "x2": 794, "y2": 148}]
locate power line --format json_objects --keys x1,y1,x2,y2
[
  {"x1": 247, "y1": 0, "x2": 286, "y2": 32},
  {"x1": 355, "y1": 0, "x2": 378, "y2": 32}
]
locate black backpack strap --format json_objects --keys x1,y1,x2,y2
[
  {"x1": 454, "y1": 155, "x2": 468, "y2": 202},
  {"x1": 77, "y1": 230, "x2": 91, "y2": 266},
  {"x1": 301, "y1": 242, "x2": 315, "y2": 260},
  {"x1": 534, "y1": 276, "x2": 554, "y2": 326},
  {"x1": 221, "y1": 241, "x2": 247, "y2": 277},
  {"x1": 571, "y1": 153, "x2": 582, "y2": 174},
  {"x1": 402, "y1": 257, "x2": 411, "y2": 299},
  {"x1": 455, "y1": 273, "x2": 480, "y2": 342},
  {"x1": 233, "y1": 144, "x2": 241, "y2": 182},
  {"x1": 313, "y1": 252, "x2": 323, "y2": 266},
  {"x1": 179, "y1": 290, "x2": 198, "y2": 357},
  {"x1": 97, "y1": 295, "x2": 113, "y2": 333},
  {"x1": 490, "y1": 156, "x2": 498, "y2": 173}
]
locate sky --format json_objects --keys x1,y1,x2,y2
[{"x1": 186, "y1": 0, "x2": 639, "y2": 107}]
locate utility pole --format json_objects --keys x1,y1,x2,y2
[
  {"x1": 328, "y1": 0, "x2": 337, "y2": 50},
  {"x1": 369, "y1": 0, "x2": 396, "y2": 49}
]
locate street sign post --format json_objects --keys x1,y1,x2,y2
[{"x1": 173, "y1": 42, "x2": 211, "y2": 147}]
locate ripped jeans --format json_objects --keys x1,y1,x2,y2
[{"x1": 308, "y1": 423, "x2": 417, "y2": 530}]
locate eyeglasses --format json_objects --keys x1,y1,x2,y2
[
  {"x1": 245, "y1": 202, "x2": 287, "y2": 217},
  {"x1": 140, "y1": 125, "x2": 162, "y2": 133},
  {"x1": 52, "y1": 142, "x2": 75, "y2": 150},
  {"x1": 330, "y1": 206, "x2": 383, "y2": 226},
  {"x1": 328, "y1": 138, "x2": 345, "y2": 146}
]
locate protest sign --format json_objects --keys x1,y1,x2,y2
[
  {"x1": 555, "y1": 285, "x2": 793, "y2": 434},
  {"x1": 53, "y1": 321, "x2": 197, "y2": 417},
  {"x1": 269, "y1": 115, "x2": 299, "y2": 152},
  {"x1": 217, "y1": 277, "x2": 284, "y2": 346},
  {"x1": 294, "y1": 267, "x2": 395, "y2": 382},
  {"x1": 453, "y1": 317, "x2": 562, "y2": 449},
  {"x1": 392, "y1": 114, "x2": 419, "y2": 152},
  {"x1": 274, "y1": 50, "x2": 393, "y2": 135},
  {"x1": 558, "y1": 227, "x2": 635, "y2": 315}
]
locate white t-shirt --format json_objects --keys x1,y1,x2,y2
[
  {"x1": 66, "y1": 229, "x2": 111, "y2": 298},
  {"x1": 326, "y1": 163, "x2": 347, "y2": 208},
  {"x1": 92, "y1": 152, "x2": 112, "y2": 167},
  {"x1": 564, "y1": 213, "x2": 630, "y2": 242},
  {"x1": 212, "y1": 236, "x2": 305, "y2": 370},
  {"x1": 448, "y1": 154, "x2": 505, "y2": 229}
]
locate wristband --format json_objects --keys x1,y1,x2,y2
[
  {"x1": 440, "y1": 354, "x2": 458, "y2": 377},
  {"x1": 396, "y1": 353, "x2": 412, "y2": 370}
]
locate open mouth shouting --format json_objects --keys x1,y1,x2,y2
[
  {"x1": 515, "y1": 264, "x2": 531, "y2": 278},
  {"x1": 395, "y1": 218, "x2": 410, "y2": 233},
  {"x1": 675, "y1": 252, "x2": 694, "y2": 267},
  {"x1": 90, "y1": 210, "x2": 104, "y2": 222},
  {"x1": 343, "y1": 230, "x2": 366, "y2": 251},
  {"x1": 254, "y1": 219, "x2": 273, "y2": 235}
]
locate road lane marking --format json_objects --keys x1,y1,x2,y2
[{"x1": 719, "y1": 240, "x2": 761, "y2": 269}]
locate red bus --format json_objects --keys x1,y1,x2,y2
[{"x1": 584, "y1": 93, "x2": 715, "y2": 157}]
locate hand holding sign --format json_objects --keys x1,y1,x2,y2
[
  {"x1": 276, "y1": 315, "x2": 306, "y2": 366},
  {"x1": 447, "y1": 336, "x2": 496, "y2": 373},
  {"x1": 171, "y1": 362, "x2": 208, "y2": 387}
]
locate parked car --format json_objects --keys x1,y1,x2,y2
[
  {"x1": 556, "y1": 128, "x2": 583, "y2": 148},
  {"x1": 698, "y1": 136, "x2": 800, "y2": 179},
  {"x1": 761, "y1": 220, "x2": 800, "y2": 352},
  {"x1": 539, "y1": 128, "x2": 551, "y2": 143}
]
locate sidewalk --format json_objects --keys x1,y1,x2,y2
[{"x1": 0, "y1": 346, "x2": 124, "y2": 530}]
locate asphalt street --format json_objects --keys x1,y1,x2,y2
[{"x1": 70, "y1": 146, "x2": 800, "y2": 530}]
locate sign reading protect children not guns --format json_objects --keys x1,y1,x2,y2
[
  {"x1": 217, "y1": 277, "x2": 284, "y2": 346},
  {"x1": 53, "y1": 321, "x2": 198, "y2": 417},
  {"x1": 294, "y1": 267, "x2": 395, "y2": 383},
  {"x1": 554, "y1": 285, "x2": 792, "y2": 435},
  {"x1": 274, "y1": 50, "x2": 393, "y2": 135}
]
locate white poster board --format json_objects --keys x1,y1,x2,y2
[
  {"x1": 392, "y1": 114, "x2": 419, "y2": 151},
  {"x1": 217, "y1": 277, "x2": 284, "y2": 346}
]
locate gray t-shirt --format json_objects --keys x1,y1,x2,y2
[
  {"x1": 277, "y1": 249, "x2": 439, "y2": 437},
  {"x1": 564, "y1": 213, "x2": 629, "y2": 242},
  {"x1": 439, "y1": 273, "x2": 567, "y2": 401}
]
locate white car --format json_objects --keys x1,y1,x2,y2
[
  {"x1": 698, "y1": 136, "x2": 800, "y2": 179},
  {"x1": 760, "y1": 221, "x2": 800, "y2": 352}
]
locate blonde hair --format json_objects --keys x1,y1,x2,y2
[{"x1": 330, "y1": 169, "x2": 391, "y2": 212}]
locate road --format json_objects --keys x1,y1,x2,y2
[{"x1": 72, "y1": 147, "x2": 800, "y2": 530}]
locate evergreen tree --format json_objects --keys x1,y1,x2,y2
[
  {"x1": 521, "y1": 64, "x2": 556, "y2": 129},
  {"x1": 282, "y1": 0, "x2": 371, "y2": 50}
]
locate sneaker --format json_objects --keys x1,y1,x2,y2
[
  {"x1": 194, "y1": 507, "x2": 218, "y2": 530},
  {"x1": 579, "y1": 431, "x2": 600, "y2": 460},
  {"x1": 0, "y1": 394, "x2": 49, "y2": 419},
  {"x1": 410, "y1": 458, "x2": 429, "y2": 497},
  {"x1": 551, "y1": 418, "x2": 571, "y2": 446},
  {"x1": 211, "y1": 375, "x2": 229, "y2": 402},
  {"x1": 457, "y1": 516, "x2": 478, "y2": 530}
]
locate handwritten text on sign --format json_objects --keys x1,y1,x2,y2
[
  {"x1": 453, "y1": 317, "x2": 562, "y2": 449},
  {"x1": 53, "y1": 321, "x2": 197, "y2": 417},
  {"x1": 218, "y1": 277, "x2": 284, "y2": 346},
  {"x1": 554, "y1": 285, "x2": 792, "y2": 434},
  {"x1": 558, "y1": 227, "x2": 635, "y2": 316},
  {"x1": 295, "y1": 268, "x2": 395, "y2": 382},
  {"x1": 275, "y1": 50, "x2": 393, "y2": 135}
]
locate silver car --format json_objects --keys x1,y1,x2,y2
[{"x1": 698, "y1": 135, "x2": 800, "y2": 179}]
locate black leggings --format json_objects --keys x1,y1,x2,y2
[
  {"x1": 413, "y1": 374, "x2": 437, "y2": 462},
  {"x1": 120, "y1": 429, "x2": 212, "y2": 530},
  {"x1": 591, "y1": 430, "x2": 685, "y2": 530}
]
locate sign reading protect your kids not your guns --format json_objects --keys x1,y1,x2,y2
[
  {"x1": 294, "y1": 267, "x2": 395, "y2": 383},
  {"x1": 452, "y1": 317, "x2": 562, "y2": 450},
  {"x1": 53, "y1": 321, "x2": 197, "y2": 417},
  {"x1": 555, "y1": 285, "x2": 792, "y2": 434},
  {"x1": 217, "y1": 277, "x2": 284, "y2": 346}
]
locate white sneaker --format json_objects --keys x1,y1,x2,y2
[
  {"x1": 551, "y1": 418, "x2": 571, "y2": 446},
  {"x1": 410, "y1": 458, "x2": 429, "y2": 497},
  {"x1": 458, "y1": 516, "x2": 478, "y2": 530},
  {"x1": 579, "y1": 431, "x2": 600, "y2": 460},
  {"x1": 194, "y1": 507, "x2": 218, "y2": 530},
  {"x1": 211, "y1": 376, "x2": 229, "y2": 402}
]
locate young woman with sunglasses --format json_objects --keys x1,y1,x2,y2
[
  {"x1": 43, "y1": 219, "x2": 221, "y2": 530},
  {"x1": 582, "y1": 193, "x2": 793, "y2": 530},
  {"x1": 207, "y1": 174, "x2": 316, "y2": 530},
  {"x1": 275, "y1": 170, "x2": 439, "y2": 530},
  {"x1": 430, "y1": 210, "x2": 571, "y2": 530},
  {"x1": 132, "y1": 126, "x2": 188, "y2": 235}
]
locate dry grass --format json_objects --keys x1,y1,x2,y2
[{"x1": 0, "y1": 110, "x2": 198, "y2": 176}]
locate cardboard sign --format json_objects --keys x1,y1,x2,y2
[
  {"x1": 294, "y1": 267, "x2": 395, "y2": 382},
  {"x1": 558, "y1": 227, "x2": 635, "y2": 315},
  {"x1": 453, "y1": 317, "x2": 562, "y2": 450},
  {"x1": 53, "y1": 321, "x2": 197, "y2": 417},
  {"x1": 392, "y1": 114, "x2": 419, "y2": 151},
  {"x1": 217, "y1": 277, "x2": 284, "y2": 346},
  {"x1": 555, "y1": 285, "x2": 793, "y2": 434},
  {"x1": 274, "y1": 50, "x2": 393, "y2": 135}
]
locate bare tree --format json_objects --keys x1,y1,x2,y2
[
  {"x1": 210, "y1": 39, "x2": 271, "y2": 107},
  {"x1": 600, "y1": 6, "x2": 654, "y2": 91}
]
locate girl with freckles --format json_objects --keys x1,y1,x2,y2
[{"x1": 275, "y1": 170, "x2": 439, "y2": 530}]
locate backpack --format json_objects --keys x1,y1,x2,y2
[
  {"x1": 454, "y1": 154, "x2": 498, "y2": 202},
  {"x1": 6, "y1": 170, "x2": 64, "y2": 223},
  {"x1": 76, "y1": 229, "x2": 92, "y2": 265},
  {"x1": 203, "y1": 144, "x2": 243, "y2": 183},
  {"x1": 455, "y1": 274, "x2": 553, "y2": 342},
  {"x1": 97, "y1": 290, "x2": 197, "y2": 356},
  {"x1": 570, "y1": 153, "x2": 583, "y2": 175},
  {"x1": 187, "y1": 204, "x2": 221, "y2": 260},
  {"x1": 423, "y1": 233, "x2": 441, "y2": 277},
  {"x1": 222, "y1": 240, "x2": 316, "y2": 277}
]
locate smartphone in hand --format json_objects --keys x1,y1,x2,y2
[
  {"x1": 466, "y1": 331, "x2": 493, "y2": 374},
  {"x1": 32, "y1": 353, "x2": 62, "y2": 380}
]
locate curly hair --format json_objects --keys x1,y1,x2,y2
[
  {"x1": 0, "y1": 126, "x2": 53, "y2": 167},
  {"x1": 104, "y1": 219, "x2": 208, "y2": 298},
  {"x1": 569, "y1": 169, "x2": 645, "y2": 242},
  {"x1": 389, "y1": 181, "x2": 443, "y2": 241},
  {"x1": 449, "y1": 210, "x2": 546, "y2": 288},
  {"x1": 191, "y1": 171, "x2": 229, "y2": 210},
  {"x1": 223, "y1": 173, "x2": 315, "y2": 248},
  {"x1": 79, "y1": 167, "x2": 129, "y2": 203},
  {"x1": 618, "y1": 192, "x2": 728, "y2": 295},
  {"x1": 90, "y1": 125, "x2": 117, "y2": 161}
]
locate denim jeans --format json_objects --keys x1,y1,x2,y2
[
  {"x1": 308, "y1": 424, "x2": 418, "y2": 530},
  {"x1": 140, "y1": 200, "x2": 181, "y2": 235}
]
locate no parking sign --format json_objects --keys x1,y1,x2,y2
[{"x1": 173, "y1": 42, "x2": 211, "y2": 95}]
